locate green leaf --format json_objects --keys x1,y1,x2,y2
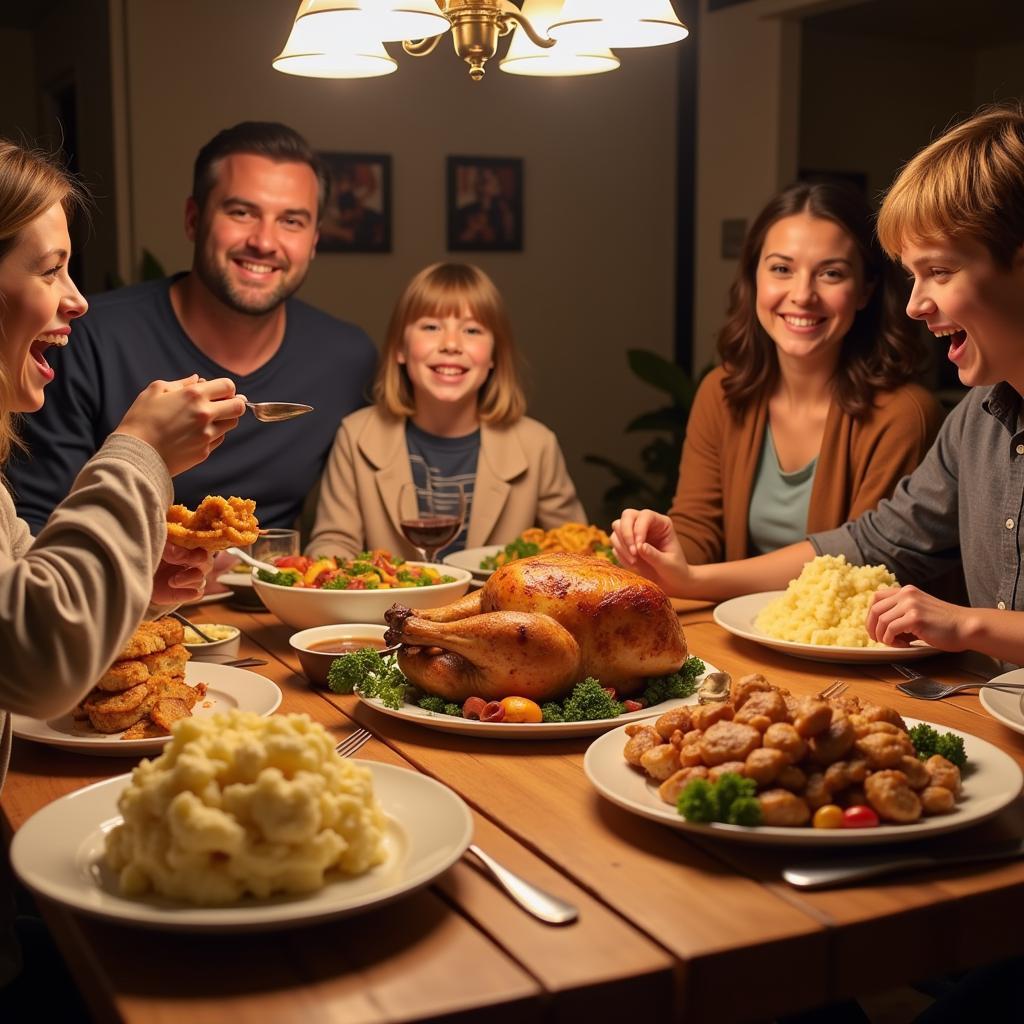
[{"x1": 627, "y1": 349, "x2": 696, "y2": 408}]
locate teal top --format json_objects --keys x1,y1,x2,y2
[{"x1": 747, "y1": 428, "x2": 818, "y2": 555}]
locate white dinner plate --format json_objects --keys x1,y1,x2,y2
[
  {"x1": 11, "y1": 663, "x2": 282, "y2": 757},
  {"x1": 713, "y1": 592, "x2": 937, "y2": 663},
  {"x1": 584, "y1": 716, "x2": 1022, "y2": 846},
  {"x1": 216, "y1": 571, "x2": 254, "y2": 589},
  {"x1": 10, "y1": 762, "x2": 473, "y2": 931},
  {"x1": 356, "y1": 658, "x2": 717, "y2": 739},
  {"x1": 442, "y1": 545, "x2": 503, "y2": 581},
  {"x1": 980, "y1": 670, "x2": 1024, "y2": 737}
]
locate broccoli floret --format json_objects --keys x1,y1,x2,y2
[
  {"x1": 677, "y1": 778, "x2": 718, "y2": 822},
  {"x1": 935, "y1": 732, "x2": 968, "y2": 768},
  {"x1": 440, "y1": 574, "x2": 457, "y2": 583},
  {"x1": 417, "y1": 696, "x2": 463, "y2": 717},
  {"x1": 396, "y1": 569, "x2": 414, "y2": 583},
  {"x1": 541, "y1": 702, "x2": 565, "y2": 723},
  {"x1": 480, "y1": 538, "x2": 541, "y2": 571},
  {"x1": 909, "y1": 723, "x2": 967, "y2": 767},
  {"x1": 677, "y1": 772, "x2": 762, "y2": 827},
  {"x1": 256, "y1": 568, "x2": 300, "y2": 587},
  {"x1": 909, "y1": 723, "x2": 940, "y2": 758},
  {"x1": 727, "y1": 797, "x2": 762, "y2": 827},
  {"x1": 327, "y1": 649, "x2": 410, "y2": 709},
  {"x1": 349, "y1": 560, "x2": 375, "y2": 575},
  {"x1": 561, "y1": 677, "x2": 624, "y2": 722},
  {"x1": 642, "y1": 656, "x2": 705, "y2": 706}
]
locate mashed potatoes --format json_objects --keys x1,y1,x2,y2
[
  {"x1": 754, "y1": 555, "x2": 898, "y2": 647},
  {"x1": 104, "y1": 710, "x2": 386, "y2": 904}
]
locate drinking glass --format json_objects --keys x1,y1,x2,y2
[
  {"x1": 398, "y1": 483, "x2": 466, "y2": 563},
  {"x1": 250, "y1": 528, "x2": 301, "y2": 568}
]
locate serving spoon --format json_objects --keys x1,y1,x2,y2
[
  {"x1": 226, "y1": 547, "x2": 279, "y2": 574},
  {"x1": 245, "y1": 401, "x2": 313, "y2": 422}
]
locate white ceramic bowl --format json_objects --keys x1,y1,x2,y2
[
  {"x1": 252, "y1": 563, "x2": 472, "y2": 629},
  {"x1": 181, "y1": 623, "x2": 241, "y2": 660},
  {"x1": 289, "y1": 624, "x2": 390, "y2": 687}
]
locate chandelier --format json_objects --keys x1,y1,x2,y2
[{"x1": 273, "y1": 1, "x2": 688, "y2": 83}]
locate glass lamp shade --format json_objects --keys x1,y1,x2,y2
[
  {"x1": 550, "y1": 0, "x2": 688, "y2": 49},
  {"x1": 282, "y1": 1, "x2": 450, "y2": 46},
  {"x1": 273, "y1": 9, "x2": 398, "y2": 78},
  {"x1": 500, "y1": 0, "x2": 619, "y2": 76}
]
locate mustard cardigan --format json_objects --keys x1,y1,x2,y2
[{"x1": 668, "y1": 366, "x2": 944, "y2": 564}]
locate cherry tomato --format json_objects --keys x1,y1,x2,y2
[
  {"x1": 812, "y1": 804, "x2": 844, "y2": 829},
  {"x1": 481, "y1": 701, "x2": 506, "y2": 723},
  {"x1": 842, "y1": 805, "x2": 880, "y2": 828},
  {"x1": 623, "y1": 699, "x2": 646, "y2": 713},
  {"x1": 462, "y1": 696, "x2": 487, "y2": 720},
  {"x1": 276, "y1": 555, "x2": 311, "y2": 571}
]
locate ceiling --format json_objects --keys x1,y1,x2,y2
[{"x1": 804, "y1": 0, "x2": 1024, "y2": 50}]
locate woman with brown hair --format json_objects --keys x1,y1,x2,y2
[
  {"x1": 309, "y1": 262, "x2": 583, "y2": 559},
  {"x1": 0, "y1": 139, "x2": 245, "y2": 781},
  {"x1": 669, "y1": 180, "x2": 942, "y2": 562}
]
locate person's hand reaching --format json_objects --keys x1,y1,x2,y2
[
  {"x1": 151, "y1": 541, "x2": 213, "y2": 606},
  {"x1": 115, "y1": 375, "x2": 246, "y2": 476},
  {"x1": 611, "y1": 509, "x2": 693, "y2": 597},
  {"x1": 866, "y1": 585, "x2": 971, "y2": 651}
]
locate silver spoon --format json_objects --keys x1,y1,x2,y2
[
  {"x1": 245, "y1": 401, "x2": 313, "y2": 422},
  {"x1": 167, "y1": 609, "x2": 217, "y2": 644},
  {"x1": 227, "y1": 546, "x2": 279, "y2": 574}
]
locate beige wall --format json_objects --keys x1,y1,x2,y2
[
  {"x1": 694, "y1": 0, "x2": 809, "y2": 371},
  {"x1": 117, "y1": 0, "x2": 681, "y2": 522}
]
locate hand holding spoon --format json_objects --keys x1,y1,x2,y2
[{"x1": 245, "y1": 402, "x2": 313, "y2": 422}]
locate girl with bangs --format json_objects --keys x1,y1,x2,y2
[{"x1": 309, "y1": 262, "x2": 584, "y2": 559}]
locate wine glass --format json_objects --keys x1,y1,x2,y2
[{"x1": 398, "y1": 483, "x2": 466, "y2": 563}]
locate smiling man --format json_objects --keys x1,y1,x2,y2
[{"x1": 9, "y1": 122, "x2": 376, "y2": 532}]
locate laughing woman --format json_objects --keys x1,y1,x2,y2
[
  {"x1": 0, "y1": 141, "x2": 246, "y2": 788},
  {"x1": 669, "y1": 181, "x2": 942, "y2": 562}
]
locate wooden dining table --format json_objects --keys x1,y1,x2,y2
[{"x1": 4, "y1": 594, "x2": 1024, "y2": 1024}]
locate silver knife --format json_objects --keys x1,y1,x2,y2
[{"x1": 783, "y1": 837, "x2": 1024, "y2": 889}]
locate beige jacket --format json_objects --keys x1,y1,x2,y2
[
  {"x1": 308, "y1": 406, "x2": 586, "y2": 559},
  {"x1": 0, "y1": 434, "x2": 171, "y2": 792}
]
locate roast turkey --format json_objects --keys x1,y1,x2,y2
[{"x1": 384, "y1": 551, "x2": 688, "y2": 702}]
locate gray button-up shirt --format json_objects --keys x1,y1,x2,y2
[{"x1": 811, "y1": 383, "x2": 1024, "y2": 610}]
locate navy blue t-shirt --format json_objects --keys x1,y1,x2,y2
[
  {"x1": 9, "y1": 275, "x2": 377, "y2": 531},
  {"x1": 405, "y1": 420, "x2": 479, "y2": 555}
]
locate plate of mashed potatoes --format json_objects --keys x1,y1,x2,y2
[
  {"x1": 713, "y1": 556, "x2": 936, "y2": 663},
  {"x1": 11, "y1": 710, "x2": 473, "y2": 930}
]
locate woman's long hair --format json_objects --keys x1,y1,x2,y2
[
  {"x1": 0, "y1": 140, "x2": 83, "y2": 466},
  {"x1": 718, "y1": 180, "x2": 926, "y2": 419},
  {"x1": 374, "y1": 262, "x2": 526, "y2": 427}
]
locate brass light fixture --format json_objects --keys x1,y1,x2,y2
[{"x1": 273, "y1": 1, "x2": 688, "y2": 83}]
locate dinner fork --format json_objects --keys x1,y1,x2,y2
[
  {"x1": 817, "y1": 680, "x2": 848, "y2": 700},
  {"x1": 334, "y1": 726, "x2": 578, "y2": 925},
  {"x1": 891, "y1": 662, "x2": 1024, "y2": 699}
]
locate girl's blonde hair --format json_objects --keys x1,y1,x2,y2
[
  {"x1": 878, "y1": 102, "x2": 1024, "y2": 266},
  {"x1": 373, "y1": 262, "x2": 526, "y2": 426},
  {"x1": 0, "y1": 139, "x2": 83, "y2": 466}
]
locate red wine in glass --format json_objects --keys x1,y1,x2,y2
[
  {"x1": 398, "y1": 483, "x2": 466, "y2": 562},
  {"x1": 400, "y1": 516, "x2": 461, "y2": 558}
]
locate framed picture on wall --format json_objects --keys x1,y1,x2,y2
[
  {"x1": 317, "y1": 152, "x2": 391, "y2": 253},
  {"x1": 447, "y1": 155, "x2": 523, "y2": 252}
]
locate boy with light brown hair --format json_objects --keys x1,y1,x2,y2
[{"x1": 613, "y1": 102, "x2": 1024, "y2": 665}]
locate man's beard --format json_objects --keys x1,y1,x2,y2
[{"x1": 196, "y1": 253, "x2": 305, "y2": 316}]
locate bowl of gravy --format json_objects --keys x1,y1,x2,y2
[{"x1": 288, "y1": 623, "x2": 390, "y2": 687}]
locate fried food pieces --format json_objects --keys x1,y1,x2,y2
[
  {"x1": 166, "y1": 495, "x2": 259, "y2": 551},
  {"x1": 624, "y1": 673, "x2": 963, "y2": 827},
  {"x1": 77, "y1": 617, "x2": 208, "y2": 738}
]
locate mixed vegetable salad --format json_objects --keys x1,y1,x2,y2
[{"x1": 256, "y1": 549, "x2": 457, "y2": 591}]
